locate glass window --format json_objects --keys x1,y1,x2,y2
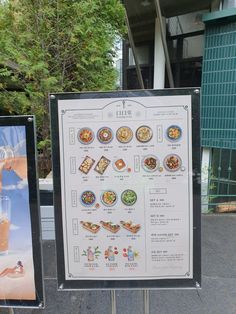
[
  {"x1": 183, "y1": 35, "x2": 204, "y2": 59},
  {"x1": 129, "y1": 46, "x2": 149, "y2": 66},
  {"x1": 167, "y1": 11, "x2": 206, "y2": 37}
]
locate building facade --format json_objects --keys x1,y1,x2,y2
[{"x1": 122, "y1": 0, "x2": 236, "y2": 212}]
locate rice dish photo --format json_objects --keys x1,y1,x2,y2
[
  {"x1": 77, "y1": 127, "x2": 94, "y2": 145},
  {"x1": 116, "y1": 126, "x2": 133, "y2": 144},
  {"x1": 166, "y1": 125, "x2": 182, "y2": 141},
  {"x1": 97, "y1": 127, "x2": 113, "y2": 144},
  {"x1": 136, "y1": 125, "x2": 153, "y2": 143},
  {"x1": 142, "y1": 155, "x2": 159, "y2": 172},
  {"x1": 164, "y1": 154, "x2": 182, "y2": 172},
  {"x1": 80, "y1": 191, "x2": 96, "y2": 206},
  {"x1": 101, "y1": 191, "x2": 117, "y2": 206}
]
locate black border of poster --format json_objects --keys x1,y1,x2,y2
[
  {"x1": 50, "y1": 89, "x2": 201, "y2": 290},
  {"x1": 0, "y1": 116, "x2": 44, "y2": 308}
]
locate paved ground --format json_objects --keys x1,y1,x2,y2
[{"x1": 0, "y1": 215, "x2": 236, "y2": 314}]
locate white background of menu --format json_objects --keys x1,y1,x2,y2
[{"x1": 58, "y1": 95, "x2": 193, "y2": 280}]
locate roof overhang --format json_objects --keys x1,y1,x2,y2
[
  {"x1": 124, "y1": 0, "x2": 218, "y2": 19},
  {"x1": 123, "y1": 0, "x2": 220, "y2": 42}
]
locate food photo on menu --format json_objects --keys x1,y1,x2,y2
[
  {"x1": 0, "y1": 126, "x2": 36, "y2": 301},
  {"x1": 97, "y1": 127, "x2": 113, "y2": 144},
  {"x1": 94, "y1": 156, "x2": 111, "y2": 175},
  {"x1": 136, "y1": 125, "x2": 153, "y2": 143},
  {"x1": 120, "y1": 221, "x2": 141, "y2": 234},
  {"x1": 80, "y1": 221, "x2": 100, "y2": 233},
  {"x1": 76, "y1": 124, "x2": 184, "y2": 177}
]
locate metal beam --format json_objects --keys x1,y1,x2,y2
[
  {"x1": 154, "y1": 0, "x2": 174, "y2": 88},
  {"x1": 124, "y1": 8, "x2": 145, "y2": 89},
  {"x1": 170, "y1": 30, "x2": 204, "y2": 40}
]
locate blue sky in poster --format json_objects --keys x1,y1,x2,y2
[{"x1": 0, "y1": 126, "x2": 32, "y2": 251}]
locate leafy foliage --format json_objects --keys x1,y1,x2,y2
[{"x1": 0, "y1": 0, "x2": 125, "y2": 176}]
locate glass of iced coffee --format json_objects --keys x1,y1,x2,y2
[{"x1": 0, "y1": 195, "x2": 11, "y2": 255}]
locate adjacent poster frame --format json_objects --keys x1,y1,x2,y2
[
  {"x1": 0, "y1": 116, "x2": 44, "y2": 308},
  {"x1": 50, "y1": 89, "x2": 201, "y2": 290}
]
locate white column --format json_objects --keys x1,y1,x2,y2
[
  {"x1": 153, "y1": 17, "x2": 165, "y2": 89},
  {"x1": 201, "y1": 148, "x2": 211, "y2": 213}
]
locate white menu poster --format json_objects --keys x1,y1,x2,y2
[{"x1": 57, "y1": 95, "x2": 193, "y2": 280}]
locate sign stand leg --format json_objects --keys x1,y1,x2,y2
[
  {"x1": 8, "y1": 309, "x2": 14, "y2": 314},
  {"x1": 144, "y1": 289, "x2": 150, "y2": 314},
  {"x1": 111, "y1": 290, "x2": 117, "y2": 314}
]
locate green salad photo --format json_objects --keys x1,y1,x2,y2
[{"x1": 121, "y1": 189, "x2": 137, "y2": 206}]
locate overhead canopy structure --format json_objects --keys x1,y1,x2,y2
[
  {"x1": 123, "y1": 0, "x2": 220, "y2": 41},
  {"x1": 124, "y1": 0, "x2": 216, "y2": 19},
  {"x1": 123, "y1": 0, "x2": 220, "y2": 89}
]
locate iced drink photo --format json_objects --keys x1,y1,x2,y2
[
  {"x1": 0, "y1": 145, "x2": 27, "y2": 192},
  {"x1": 0, "y1": 195, "x2": 11, "y2": 255}
]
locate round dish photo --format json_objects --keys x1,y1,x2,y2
[
  {"x1": 116, "y1": 126, "x2": 133, "y2": 144},
  {"x1": 113, "y1": 158, "x2": 127, "y2": 172},
  {"x1": 121, "y1": 189, "x2": 137, "y2": 206},
  {"x1": 77, "y1": 127, "x2": 94, "y2": 145},
  {"x1": 142, "y1": 155, "x2": 159, "y2": 172},
  {"x1": 80, "y1": 190, "x2": 96, "y2": 206},
  {"x1": 166, "y1": 125, "x2": 182, "y2": 142},
  {"x1": 101, "y1": 190, "x2": 117, "y2": 207},
  {"x1": 97, "y1": 127, "x2": 113, "y2": 144},
  {"x1": 164, "y1": 154, "x2": 182, "y2": 172},
  {"x1": 136, "y1": 125, "x2": 153, "y2": 143}
]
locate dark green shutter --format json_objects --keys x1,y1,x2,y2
[{"x1": 201, "y1": 9, "x2": 236, "y2": 149}]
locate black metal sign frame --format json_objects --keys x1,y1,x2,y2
[
  {"x1": 50, "y1": 89, "x2": 201, "y2": 290},
  {"x1": 0, "y1": 116, "x2": 44, "y2": 308}
]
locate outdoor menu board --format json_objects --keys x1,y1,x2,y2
[
  {"x1": 0, "y1": 116, "x2": 44, "y2": 308},
  {"x1": 50, "y1": 89, "x2": 201, "y2": 290}
]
